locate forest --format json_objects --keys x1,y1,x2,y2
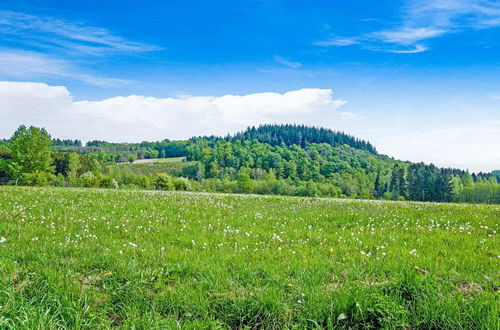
[{"x1": 0, "y1": 124, "x2": 499, "y2": 203}]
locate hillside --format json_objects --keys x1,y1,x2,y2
[
  {"x1": 111, "y1": 157, "x2": 196, "y2": 176},
  {"x1": 1, "y1": 124, "x2": 499, "y2": 203}
]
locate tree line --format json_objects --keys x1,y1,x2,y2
[{"x1": 0, "y1": 124, "x2": 498, "y2": 204}]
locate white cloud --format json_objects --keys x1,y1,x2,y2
[
  {"x1": 375, "y1": 123, "x2": 500, "y2": 173},
  {"x1": 1, "y1": 81, "x2": 498, "y2": 172},
  {"x1": 0, "y1": 81, "x2": 353, "y2": 142}
]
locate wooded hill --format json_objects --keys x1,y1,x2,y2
[{"x1": 0, "y1": 124, "x2": 499, "y2": 203}]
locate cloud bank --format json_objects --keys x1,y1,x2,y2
[
  {"x1": 375, "y1": 123, "x2": 500, "y2": 173},
  {"x1": 1, "y1": 81, "x2": 498, "y2": 172},
  {"x1": 0, "y1": 81, "x2": 352, "y2": 142}
]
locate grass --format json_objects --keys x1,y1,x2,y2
[
  {"x1": 0, "y1": 186, "x2": 498, "y2": 329},
  {"x1": 110, "y1": 157, "x2": 196, "y2": 176}
]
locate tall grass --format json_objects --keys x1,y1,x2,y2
[{"x1": 0, "y1": 186, "x2": 498, "y2": 328}]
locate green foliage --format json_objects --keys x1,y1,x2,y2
[
  {"x1": 153, "y1": 173, "x2": 174, "y2": 190},
  {"x1": 449, "y1": 175, "x2": 464, "y2": 202},
  {"x1": 67, "y1": 153, "x2": 80, "y2": 179},
  {"x1": 173, "y1": 177, "x2": 191, "y2": 191},
  {"x1": 236, "y1": 171, "x2": 253, "y2": 193},
  {"x1": 460, "y1": 183, "x2": 500, "y2": 204},
  {"x1": 99, "y1": 176, "x2": 117, "y2": 189},
  {"x1": 462, "y1": 172, "x2": 474, "y2": 188},
  {"x1": 19, "y1": 170, "x2": 51, "y2": 186},
  {"x1": 52, "y1": 139, "x2": 188, "y2": 163},
  {"x1": 7, "y1": 125, "x2": 53, "y2": 178},
  {"x1": 230, "y1": 124, "x2": 377, "y2": 153},
  {"x1": 128, "y1": 153, "x2": 137, "y2": 163},
  {"x1": 2, "y1": 124, "x2": 500, "y2": 204},
  {"x1": 186, "y1": 138, "x2": 389, "y2": 198},
  {"x1": 390, "y1": 164, "x2": 407, "y2": 199}
]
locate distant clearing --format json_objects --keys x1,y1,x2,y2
[{"x1": 111, "y1": 157, "x2": 195, "y2": 176}]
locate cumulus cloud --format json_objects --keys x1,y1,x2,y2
[
  {"x1": 0, "y1": 81, "x2": 354, "y2": 142},
  {"x1": 1, "y1": 81, "x2": 498, "y2": 172}
]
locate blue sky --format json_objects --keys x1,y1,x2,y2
[{"x1": 0, "y1": 0, "x2": 500, "y2": 171}]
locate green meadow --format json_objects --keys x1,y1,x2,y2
[{"x1": 0, "y1": 186, "x2": 498, "y2": 329}]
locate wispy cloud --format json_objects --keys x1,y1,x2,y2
[
  {"x1": 0, "y1": 10, "x2": 154, "y2": 85},
  {"x1": 387, "y1": 45, "x2": 427, "y2": 54},
  {"x1": 0, "y1": 10, "x2": 160, "y2": 56},
  {"x1": 274, "y1": 56, "x2": 303, "y2": 69},
  {"x1": 371, "y1": 27, "x2": 446, "y2": 45},
  {"x1": 314, "y1": 37, "x2": 359, "y2": 47},
  {"x1": 316, "y1": 0, "x2": 500, "y2": 53},
  {"x1": 0, "y1": 49, "x2": 131, "y2": 86}
]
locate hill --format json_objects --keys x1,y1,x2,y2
[
  {"x1": 1, "y1": 124, "x2": 499, "y2": 203},
  {"x1": 216, "y1": 124, "x2": 377, "y2": 153}
]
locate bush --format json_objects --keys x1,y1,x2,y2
[
  {"x1": 20, "y1": 171, "x2": 50, "y2": 186},
  {"x1": 99, "y1": 176, "x2": 118, "y2": 189},
  {"x1": 138, "y1": 175, "x2": 153, "y2": 189},
  {"x1": 76, "y1": 174, "x2": 100, "y2": 188},
  {"x1": 173, "y1": 177, "x2": 191, "y2": 191},
  {"x1": 51, "y1": 173, "x2": 67, "y2": 187},
  {"x1": 154, "y1": 173, "x2": 174, "y2": 190}
]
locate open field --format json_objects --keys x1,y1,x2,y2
[
  {"x1": 0, "y1": 186, "x2": 498, "y2": 328},
  {"x1": 111, "y1": 157, "x2": 195, "y2": 176},
  {"x1": 125, "y1": 157, "x2": 187, "y2": 165}
]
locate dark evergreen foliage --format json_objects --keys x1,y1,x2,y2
[
  {"x1": 52, "y1": 138, "x2": 82, "y2": 147},
  {"x1": 196, "y1": 124, "x2": 377, "y2": 153}
]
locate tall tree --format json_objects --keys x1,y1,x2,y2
[
  {"x1": 390, "y1": 164, "x2": 407, "y2": 199},
  {"x1": 7, "y1": 126, "x2": 53, "y2": 179},
  {"x1": 461, "y1": 172, "x2": 474, "y2": 188}
]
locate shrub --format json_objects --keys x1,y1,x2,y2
[
  {"x1": 20, "y1": 171, "x2": 50, "y2": 186},
  {"x1": 99, "y1": 176, "x2": 118, "y2": 189},
  {"x1": 173, "y1": 177, "x2": 191, "y2": 191},
  {"x1": 154, "y1": 173, "x2": 174, "y2": 190}
]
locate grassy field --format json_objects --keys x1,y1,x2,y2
[
  {"x1": 0, "y1": 186, "x2": 498, "y2": 329},
  {"x1": 110, "y1": 157, "x2": 196, "y2": 176}
]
